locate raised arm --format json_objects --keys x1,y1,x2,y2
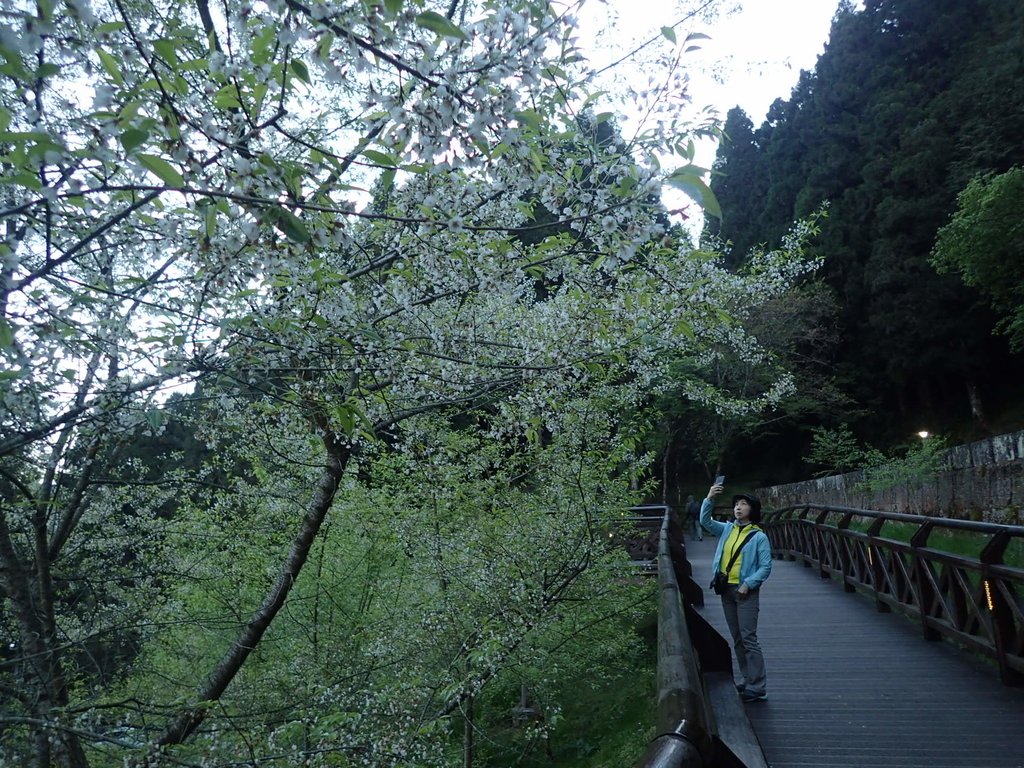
[{"x1": 700, "y1": 484, "x2": 728, "y2": 538}]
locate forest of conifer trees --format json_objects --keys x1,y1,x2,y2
[{"x1": 702, "y1": 0, "x2": 1024, "y2": 476}]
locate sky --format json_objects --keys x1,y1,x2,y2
[
  {"x1": 580, "y1": 0, "x2": 845, "y2": 124},
  {"x1": 681, "y1": 0, "x2": 843, "y2": 124},
  {"x1": 575, "y1": 0, "x2": 854, "y2": 228}
]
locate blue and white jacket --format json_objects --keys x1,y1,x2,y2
[{"x1": 699, "y1": 498, "x2": 772, "y2": 590}]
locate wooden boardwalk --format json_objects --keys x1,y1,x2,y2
[{"x1": 684, "y1": 537, "x2": 1024, "y2": 768}]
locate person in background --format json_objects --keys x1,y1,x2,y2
[
  {"x1": 701, "y1": 482, "x2": 772, "y2": 702},
  {"x1": 685, "y1": 494, "x2": 702, "y2": 541}
]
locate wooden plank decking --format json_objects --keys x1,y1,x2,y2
[{"x1": 684, "y1": 537, "x2": 1024, "y2": 768}]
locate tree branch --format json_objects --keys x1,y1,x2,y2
[{"x1": 154, "y1": 434, "x2": 350, "y2": 747}]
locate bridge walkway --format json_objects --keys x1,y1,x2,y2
[{"x1": 684, "y1": 536, "x2": 1024, "y2": 768}]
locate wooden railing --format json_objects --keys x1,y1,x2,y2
[
  {"x1": 763, "y1": 504, "x2": 1024, "y2": 686},
  {"x1": 633, "y1": 507, "x2": 767, "y2": 768}
]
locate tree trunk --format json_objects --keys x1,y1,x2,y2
[
  {"x1": 966, "y1": 378, "x2": 991, "y2": 431},
  {"x1": 155, "y1": 438, "x2": 350, "y2": 748},
  {"x1": 661, "y1": 438, "x2": 670, "y2": 504},
  {"x1": 463, "y1": 693, "x2": 474, "y2": 768},
  {"x1": 0, "y1": 510, "x2": 90, "y2": 768}
]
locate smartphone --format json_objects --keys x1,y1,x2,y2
[{"x1": 714, "y1": 474, "x2": 726, "y2": 486}]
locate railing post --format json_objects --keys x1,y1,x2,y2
[
  {"x1": 980, "y1": 532, "x2": 1024, "y2": 686},
  {"x1": 837, "y1": 513, "x2": 855, "y2": 592},
  {"x1": 777, "y1": 509, "x2": 796, "y2": 561},
  {"x1": 813, "y1": 508, "x2": 830, "y2": 579},
  {"x1": 910, "y1": 522, "x2": 941, "y2": 641},
  {"x1": 866, "y1": 517, "x2": 891, "y2": 613}
]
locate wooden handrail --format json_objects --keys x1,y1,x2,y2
[
  {"x1": 765, "y1": 503, "x2": 1024, "y2": 535},
  {"x1": 634, "y1": 508, "x2": 767, "y2": 768},
  {"x1": 634, "y1": 509, "x2": 711, "y2": 767},
  {"x1": 763, "y1": 504, "x2": 1024, "y2": 685}
]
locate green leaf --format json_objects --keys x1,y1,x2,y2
[
  {"x1": 666, "y1": 171, "x2": 721, "y2": 219},
  {"x1": 171, "y1": 74, "x2": 189, "y2": 96},
  {"x1": 137, "y1": 153, "x2": 184, "y2": 187},
  {"x1": 96, "y1": 48, "x2": 123, "y2": 85},
  {"x1": 118, "y1": 99, "x2": 144, "y2": 121},
  {"x1": 158, "y1": 104, "x2": 181, "y2": 140},
  {"x1": 35, "y1": 62, "x2": 60, "y2": 80},
  {"x1": 673, "y1": 319, "x2": 696, "y2": 340},
  {"x1": 154, "y1": 38, "x2": 178, "y2": 68},
  {"x1": 514, "y1": 109, "x2": 543, "y2": 132},
  {"x1": 252, "y1": 26, "x2": 277, "y2": 64},
  {"x1": 95, "y1": 21, "x2": 126, "y2": 35},
  {"x1": 317, "y1": 33, "x2": 334, "y2": 61},
  {"x1": 291, "y1": 59, "x2": 311, "y2": 84},
  {"x1": 267, "y1": 207, "x2": 310, "y2": 243},
  {"x1": 672, "y1": 163, "x2": 710, "y2": 176},
  {"x1": 213, "y1": 85, "x2": 242, "y2": 110},
  {"x1": 384, "y1": 0, "x2": 402, "y2": 14},
  {"x1": 362, "y1": 149, "x2": 398, "y2": 167},
  {"x1": 178, "y1": 57, "x2": 208, "y2": 72},
  {"x1": 0, "y1": 172, "x2": 42, "y2": 190},
  {"x1": 203, "y1": 203, "x2": 217, "y2": 237},
  {"x1": 415, "y1": 11, "x2": 468, "y2": 40},
  {"x1": 0, "y1": 319, "x2": 13, "y2": 348},
  {"x1": 334, "y1": 403, "x2": 355, "y2": 435},
  {"x1": 581, "y1": 90, "x2": 608, "y2": 110},
  {"x1": 661, "y1": 26, "x2": 677, "y2": 44},
  {"x1": 145, "y1": 409, "x2": 165, "y2": 431},
  {"x1": 120, "y1": 127, "x2": 149, "y2": 152},
  {"x1": 252, "y1": 82, "x2": 268, "y2": 114}
]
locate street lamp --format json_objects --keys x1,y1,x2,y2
[{"x1": 917, "y1": 430, "x2": 930, "y2": 439}]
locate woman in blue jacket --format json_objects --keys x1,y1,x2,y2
[{"x1": 700, "y1": 482, "x2": 772, "y2": 702}]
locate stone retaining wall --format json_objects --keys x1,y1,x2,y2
[{"x1": 756, "y1": 430, "x2": 1024, "y2": 524}]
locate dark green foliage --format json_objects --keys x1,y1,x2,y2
[
  {"x1": 706, "y1": 0, "x2": 1024, "y2": 450},
  {"x1": 474, "y1": 612, "x2": 657, "y2": 767},
  {"x1": 931, "y1": 168, "x2": 1024, "y2": 350},
  {"x1": 703, "y1": 108, "x2": 767, "y2": 268}
]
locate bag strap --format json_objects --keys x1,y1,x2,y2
[{"x1": 722, "y1": 527, "x2": 759, "y2": 572}]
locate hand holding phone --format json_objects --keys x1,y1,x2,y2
[{"x1": 708, "y1": 475, "x2": 726, "y2": 499}]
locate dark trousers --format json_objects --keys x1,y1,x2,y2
[{"x1": 720, "y1": 585, "x2": 766, "y2": 694}]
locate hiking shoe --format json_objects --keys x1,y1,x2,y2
[{"x1": 741, "y1": 690, "x2": 768, "y2": 703}]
